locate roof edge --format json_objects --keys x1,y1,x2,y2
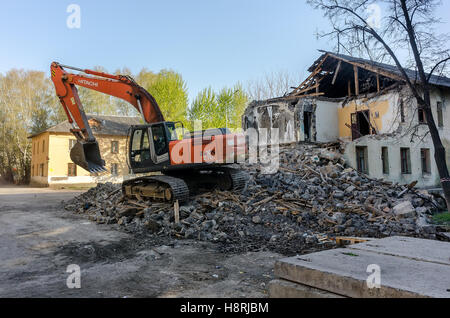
[{"x1": 311, "y1": 50, "x2": 450, "y2": 88}]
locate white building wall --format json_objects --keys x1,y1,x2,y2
[
  {"x1": 379, "y1": 91, "x2": 402, "y2": 134},
  {"x1": 315, "y1": 100, "x2": 340, "y2": 142},
  {"x1": 430, "y1": 87, "x2": 450, "y2": 168},
  {"x1": 344, "y1": 134, "x2": 440, "y2": 187},
  {"x1": 343, "y1": 86, "x2": 450, "y2": 188}
]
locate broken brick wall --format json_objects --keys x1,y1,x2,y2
[
  {"x1": 243, "y1": 100, "x2": 299, "y2": 145},
  {"x1": 242, "y1": 98, "x2": 340, "y2": 145}
]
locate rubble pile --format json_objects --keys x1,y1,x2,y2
[{"x1": 63, "y1": 143, "x2": 448, "y2": 255}]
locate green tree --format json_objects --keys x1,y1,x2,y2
[
  {"x1": 219, "y1": 83, "x2": 248, "y2": 129},
  {"x1": 189, "y1": 87, "x2": 219, "y2": 130},
  {"x1": 136, "y1": 68, "x2": 158, "y2": 89},
  {"x1": 144, "y1": 70, "x2": 189, "y2": 124},
  {"x1": 189, "y1": 84, "x2": 248, "y2": 130}
]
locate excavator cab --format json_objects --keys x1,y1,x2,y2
[{"x1": 129, "y1": 121, "x2": 183, "y2": 173}]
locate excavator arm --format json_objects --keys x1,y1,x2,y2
[{"x1": 50, "y1": 62, "x2": 164, "y2": 172}]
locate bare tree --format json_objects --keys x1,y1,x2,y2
[
  {"x1": 0, "y1": 70, "x2": 61, "y2": 183},
  {"x1": 309, "y1": 0, "x2": 450, "y2": 208},
  {"x1": 247, "y1": 70, "x2": 304, "y2": 101}
]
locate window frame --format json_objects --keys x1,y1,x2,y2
[
  {"x1": 418, "y1": 107, "x2": 426, "y2": 124},
  {"x1": 400, "y1": 148, "x2": 411, "y2": 174},
  {"x1": 39, "y1": 163, "x2": 44, "y2": 177},
  {"x1": 68, "y1": 163, "x2": 77, "y2": 177},
  {"x1": 400, "y1": 100, "x2": 405, "y2": 123},
  {"x1": 381, "y1": 147, "x2": 389, "y2": 175},
  {"x1": 420, "y1": 148, "x2": 431, "y2": 175},
  {"x1": 437, "y1": 101, "x2": 444, "y2": 128},
  {"x1": 356, "y1": 146, "x2": 369, "y2": 174},
  {"x1": 111, "y1": 140, "x2": 119, "y2": 154},
  {"x1": 111, "y1": 163, "x2": 119, "y2": 176}
]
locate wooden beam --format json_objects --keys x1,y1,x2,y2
[
  {"x1": 291, "y1": 70, "x2": 332, "y2": 96},
  {"x1": 291, "y1": 83, "x2": 319, "y2": 96},
  {"x1": 348, "y1": 80, "x2": 352, "y2": 96},
  {"x1": 290, "y1": 53, "x2": 333, "y2": 95},
  {"x1": 174, "y1": 200, "x2": 180, "y2": 224},
  {"x1": 331, "y1": 60, "x2": 342, "y2": 85},
  {"x1": 376, "y1": 74, "x2": 380, "y2": 92},
  {"x1": 326, "y1": 53, "x2": 405, "y2": 82},
  {"x1": 280, "y1": 92, "x2": 325, "y2": 101},
  {"x1": 290, "y1": 67, "x2": 321, "y2": 94},
  {"x1": 354, "y1": 65, "x2": 359, "y2": 96},
  {"x1": 295, "y1": 92, "x2": 324, "y2": 99}
]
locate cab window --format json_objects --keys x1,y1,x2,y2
[
  {"x1": 130, "y1": 129, "x2": 151, "y2": 163},
  {"x1": 141, "y1": 129, "x2": 150, "y2": 161},
  {"x1": 151, "y1": 125, "x2": 167, "y2": 156},
  {"x1": 131, "y1": 129, "x2": 142, "y2": 152},
  {"x1": 166, "y1": 122, "x2": 178, "y2": 141}
]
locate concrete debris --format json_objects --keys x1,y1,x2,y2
[
  {"x1": 63, "y1": 143, "x2": 446, "y2": 256},
  {"x1": 393, "y1": 201, "x2": 416, "y2": 219}
]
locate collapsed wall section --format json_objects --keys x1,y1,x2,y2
[{"x1": 242, "y1": 98, "x2": 340, "y2": 144}]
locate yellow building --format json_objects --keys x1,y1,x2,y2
[{"x1": 29, "y1": 115, "x2": 142, "y2": 187}]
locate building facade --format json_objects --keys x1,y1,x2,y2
[
  {"x1": 243, "y1": 52, "x2": 450, "y2": 188},
  {"x1": 29, "y1": 115, "x2": 142, "y2": 187}
]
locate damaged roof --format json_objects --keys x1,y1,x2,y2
[
  {"x1": 29, "y1": 114, "x2": 142, "y2": 138},
  {"x1": 285, "y1": 50, "x2": 450, "y2": 100},
  {"x1": 312, "y1": 51, "x2": 450, "y2": 88}
]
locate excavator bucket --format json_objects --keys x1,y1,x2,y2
[{"x1": 70, "y1": 141, "x2": 107, "y2": 173}]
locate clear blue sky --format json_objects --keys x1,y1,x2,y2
[{"x1": 1, "y1": 0, "x2": 449, "y2": 102}]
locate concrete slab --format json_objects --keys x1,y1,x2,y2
[
  {"x1": 275, "y1": 247, "x2": 450, "y2": 298},
  {"x1": 268, "y1": 279, "x2": 345, "y2": 298},
  {"x1": 348, "y1": 236, "x2": 450, "y2": 265}
]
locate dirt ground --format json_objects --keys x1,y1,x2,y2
[{"x1": 0, "y1": 186, "x2": 281, "y2": 298}]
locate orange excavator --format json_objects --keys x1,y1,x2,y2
[{"x1": 50, "y1": 62, "x2": 247, "y2": 202}]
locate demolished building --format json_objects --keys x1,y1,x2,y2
[{"x1": 243, "y1": 51, "x2": 450, "y2": 188}]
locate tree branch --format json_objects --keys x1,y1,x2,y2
[{"x1": 427, "y1": 57, "x2": 450, "y2": 82}]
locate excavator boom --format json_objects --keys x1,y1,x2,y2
[{"x1": 50, "y1": 62, "x2": 164, "y2": 172}]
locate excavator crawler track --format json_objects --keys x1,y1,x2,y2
[
  {"x1": 122, "y1": 175, "x2": 189, "y2": 203},
  {"x1": 214, "y1": 167, "x2": 248, "y2": 191},
  {"x1": 122, "y1": 167, "x2": 247, "y2": 203},
  {"x1": 226, "y1": 167, "x2": 247, "y2": 190},
  {"x1": 164, "y1": 166, "x2": 248, "y2": 193}
]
